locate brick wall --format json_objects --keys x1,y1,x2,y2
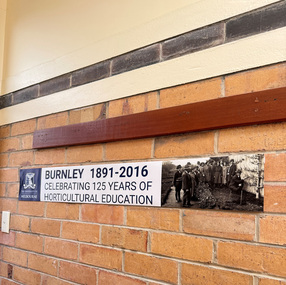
[{"x1": 0, "y1": 62, "x2": 286, "y2": 284}]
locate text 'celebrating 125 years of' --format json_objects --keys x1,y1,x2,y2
[{"x1": 19, "y1": 162, "x2": 162, "y2": 206}]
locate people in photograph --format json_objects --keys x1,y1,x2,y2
[
  {"x1": 173, "y1": 164, "x2": 183, "y2": 202},
  {"x1": 227, "y1": 159, "x2": 237, "y2": 185},
  {"x1": 182, "y1": 168, "x2": 195, "y2": 207},
  {"x1": 221, "y1": 161, "x2": 228, "y2": 186},
  {"x1": 199, "y1": 162, "x2": 206, "y2": 183},
  {"x1": 190, "y1": 167, "x2": 199, "y2": 199},
  {"x1": 204, "y1": 161, "x2": 212, "y2": 186},
  {"x1": 192, "y1": 166, "x2": 200, "y2": 186},
  {"x1": 210, "y1": 160, "x2": 216, "y2": 188},
  {"x1": 229, "y1": 169, "x2": 244, "y2": 193},
  {"x1": 213, "y1": 160, "x2": 222, "y2": 188}
]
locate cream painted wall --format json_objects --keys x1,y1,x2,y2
[
  {"x1": 1, "y1": 27, "x2": 285, "y2": 126},
  {"x1": 0, "y1": 0, "x2": 7, "y2": 94},
  {"x1": 1, "y1": 0, "x2": 280, "y2": 95},
  {"x1": 2, "y1": 0, "x2": 192, "y2": 94}
]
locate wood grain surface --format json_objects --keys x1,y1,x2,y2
[{"x1": 33, "y1": 87, "x2": 286, "y2": 149}]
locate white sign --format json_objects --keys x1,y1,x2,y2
[{"x1": 40, "y1": 161, "x2": 162, "y2": 206}]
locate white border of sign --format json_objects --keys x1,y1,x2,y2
[{"x1": 40, "y1": 161, "x2": 162, "y2": 206}]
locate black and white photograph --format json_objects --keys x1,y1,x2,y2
[{"x1": 161, "y1": 154, "x2": 264, "y2": 211}]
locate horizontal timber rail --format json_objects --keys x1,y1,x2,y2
[{"x1": 33, "y1": 87, "x2": 286, "y2": 149}]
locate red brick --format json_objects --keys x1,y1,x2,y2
[
  {"x1": 265, "y1": 153, "x2": 286, "y2": 182},
  {"x1": 127, "y1": 207, "x2": 180, "y2": 231},
  {"x1": 10, "y1": 214, "x2": 30, "y2": 232},
  {"x1": 160, "y1": 78, "x2": 222, "y2": 108},
  {"x1": 46, "y1": 202, "x2": 79, "y2": 220},
  {"x1": 59, "y1": 261, "x2": 97, "y2": 284},
  {"x1": 0, "y1": 198, "x2": 17, "y2": 213},
  {"x1": 105, "y1": 138, "x2": 153, "y2": 161},
  {"x1": 0, "y1": 261, "x2": 8, "y2": 278},
  {"x1": 20, "y1": 134, "x2": 33, "y2": 150},
  {"x1": 0, "y1": 153, "x2": 8, "y2": 167},
  {"x1": 218, "y1": 123, "x2": 286, "y2": 152},
  {"x1": 44, "y1": 237, "x2": 78, "y2": 260},
  {"x1": 125, "y1": 252, "x2": 177, "y2": 284},
  {"x1": 11, "y1": 119, "x2": 36, "y2": 136},
  {"x1": 258, "y1": 278, "x2": 286, "y2": 285},
  {"x1": 101, "y1": 226, "x2": 148, "y2": 252},
  {"x1": 151, "y1": 232, "x2": 212, "y2": 262},
  {"x1": 0, "y1": 184, "x2": 6, "y2": 196},
  {"x1": 13, "y1": 266, "x2": 41, "y2": 285},
  {"x1": 16, "y1": 232, "x2": 43, "y2": 253},
  {"x1": 61, "y1": 221, "x2": 100, "y2": 243},
  {"x1": 79, "y1": 244, "x2": 122, "y2": 270},
  {"x1": 0, "y1": 137, "x2": 20, "y2": 152},
  {"x1": 183, "y1": 210, "x2": 255, "y2": 241},
  {"x1": 69, "y1": 104, "x2": 106, "y2": 124},
  {"x1": 149, "y1": 281, "x2": 174, "y2": 285},
  {"x1": 37, "y1": 112, "x2": 69, "y2": 130},
  {"x1": 264, "y1": 185, "x2": 286, "y2": 213},
  {"x1": 259, "y1": 215, "x2": 286, "y2": 245},
  {"x1": 2, "y1": 279, "x2": 22, "y2": 285},
  {"x1": 109, "y1": 92, "x2": 157, "y2": 118},
  {"x1": 98, "y1": 270, "x2": 146, "y2": 285},
  {"x1": 181, "y1": 263, "x2": 252, "y2": 285},
  {"x1": 81, "y1": 204, "x2": 124, "y2": 225},
  {"x1": 7, "y1": 183, "x2": 19, "y2": 198},
  {"x1": 217, "y1": 241, "x2": 286, "y2": 277},
  {"x1": 0, "y1": 231, "x2": 15, "y2": 246},
  {"x1": 155, "y1": 132, "x2": 215, "y2": 158},
  {"x1": 31, "y1": 218, "x2": 61, "y2": 237},
  {"x1": 0, "y1": 169, "x2": 18, "y2": 182},
  {"x1": 34, "y1": 148, "x2": 65, "y2": 165},
  {"x1": 28, "y1": 253, "x2": 58, "y2": 276},
  {"x1": 66, "y1": 144, "x2": 103, "y2": 163},
  {"x1": 18, "y1": 201, "x2": 44, "y2": 216},
  {"x1": 225, "y1": 62, "x2": 286, "y2": 96},
  {"x1": 2, "y1": 247, "x2": 27, "y2": 266},
  {"x1": 41, "y1": 275, "x2": 74, "y2": 285},
  {"x1": 0, "y1": 125, "x2": 10, "y2": 138},
  {"x1": 8, "y1": 151, "x2": 34, "y2": 167}
]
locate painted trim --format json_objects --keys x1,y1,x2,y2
[{"x1": 1, "y1": 27, "x2": 285, "y2": 126}]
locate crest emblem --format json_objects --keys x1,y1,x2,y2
[{"x1": 23, "y1": 173, "x2": 36, "y2": 190}]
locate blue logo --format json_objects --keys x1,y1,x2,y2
[
  {"x1": 19, "y1": 169, "x2": 41, "y2": 201},
  {"x1": 23, "y1": 173, "x2": 36, "y2": 189}
]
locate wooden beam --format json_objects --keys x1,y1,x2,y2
[{"x1": 33, "y1": 87, "x2": 286, "y2": 149}]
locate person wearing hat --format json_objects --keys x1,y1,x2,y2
[
  {"x1": 182, "y1": 167, "x2": 195, "y2": 207},
  {"x1": 199, "y1": 162, "x2": 206, "y2": 183},
  {"x1": 227, "y1": 159, "x2": 237, "y2": 186},
  {"x1": 173, "y1": 165, "x2": 183, "y2": 202},
  {"x1": 229, "y1": 169, "x2": 244, "y2": 192},
  {"x1": 214, "y1": 160, "x2": 223, "y2": 188},
  {"x1": 204, "y1": 161, "x2": 212, "y2": 186}
]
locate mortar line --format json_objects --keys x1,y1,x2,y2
[
  {"x1": 214, "y1": 131, "x2": 219, "y2": 154},
  {"x1": 178, "y1": 262, "x2": 182, "y2": 285},
  {"x1": 157, "y1": 90, "x2": 160, "y2": 109},
  {"x1": 255, "y1": 214, "x2": 260, "y2": 243},
  {"x1": 220, "y1": 76, "x2": 225, "y2": 97},
  {"x1": 212, "y1": 240, "x2": 218, "y2": 264}
]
